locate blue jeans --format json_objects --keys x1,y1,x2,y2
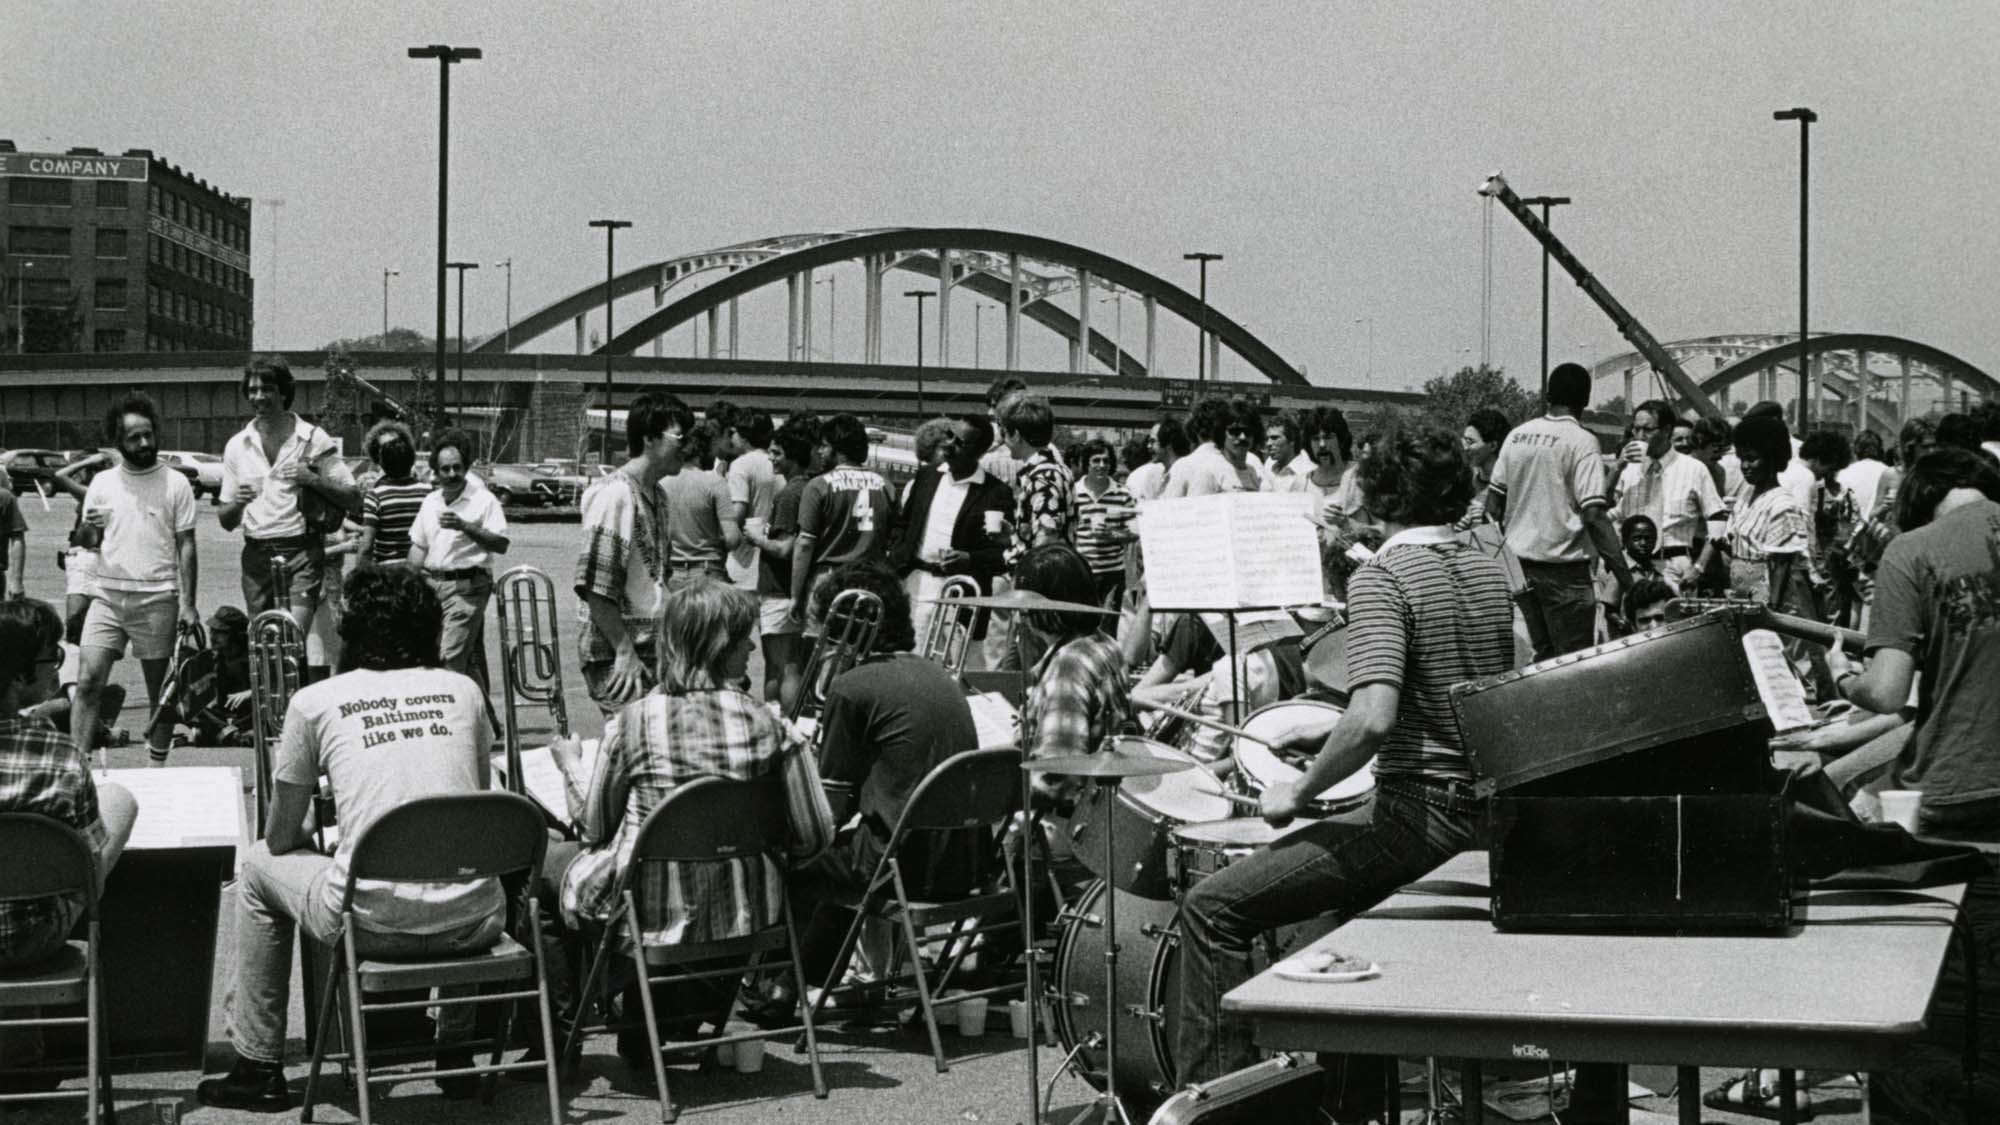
[
  {"x1": 1174, "y1": 785, "x2": 1481, "y2": 1088},
  {"x1": 1516, "y1": 559, "x2": 1597, "y2": 661}
]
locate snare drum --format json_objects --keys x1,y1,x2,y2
[
  {"x1": 1067, "y1": 737, "x2": 1232, "y2": 900},
  {"x1": 1234, "y1": 700, "x2": 1376, "y2": 814},
  {"x1": 1168, "y1": 818, "x2": 1290, "y2": 897}
]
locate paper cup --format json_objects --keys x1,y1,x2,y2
[
  {"x1": 1007, "y1": 999, "x2": 1031, "y2": 1039},
  {"x1": 732, "y1": 1036, "x2": 765, "y2": 1073},
  {"x1": 983, "y1": 510, "x2": 1004, "y2": 535},
  {"x1": 151, "y1": 1097, "x2": 180, "y2": 1125},
  {"x1": 956, "y1": 996, "x2": 989, "y2": 1037},
  {"x1": 713, "y1": 1041, "x2": 735, "y2": 1066},
  {"x1": 1881, "y1": 790, "x2": 1923, "y2": 833},
  {"x1": 744, "y1": 516, "x2": 768, "y2": 537}
]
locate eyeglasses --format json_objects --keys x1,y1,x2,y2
[
  {"x1": 1226, "y1": 425, "x2": 1252, "y2": 438},
  {"x1": 1630, "y1": 422, "x2": 1662, "y2": 435}
]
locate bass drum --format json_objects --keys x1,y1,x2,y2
[
  {"x1": 1051, "y1": 880, "x2": 1183, "y2": 1109},
  {"x1": 1235, "y1": 700, "x2": 1376, "y2": 816}
]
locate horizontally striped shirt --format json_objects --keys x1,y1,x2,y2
[
  {"x1": 1071, "y1": 479, "x2": 1135, "y2": 574},
  {"x1": 1724, "y1": 482, "x2": 1811, "y2": 563},
  {"x1": 1344, "y1": 528, "x2": 1513, "y2": 782},
  {"x1": 361, "y1": 477, "x2": 432, "y2": 564},
  {"x1": 559, "y1": 687, "x2": 833, "y2": 948}
]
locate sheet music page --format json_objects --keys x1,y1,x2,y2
[
  {"x1": 966, "y1": 692, "x2": 1019, "y2": 749},
  {"x1": 102, "y1": 766, "x2": 244, "y2": 851},
  {"x1": 1136, "y1": 494, "x2": 1240, "y2": 609},
  {"x1": 1228, "y1": 492, "x2": 1324, "y2": 607},
  {"x1": 493, "y1": 740, "x2": 601, "y2": 823},
  {"x1": 1741, "y1": 630, "x2": 1815, "y2": 732}
]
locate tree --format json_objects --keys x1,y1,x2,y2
[
  {"x1": 1418, "y1": 365, "x2": 1538, "y2": 432},
  {"x1": 1598, "y1": 395, "x2": 1631, "y2": 420},
  {"x1": 320, "y1": 327, "x2": 435, "y2": 353}
]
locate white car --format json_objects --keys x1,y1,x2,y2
[{"x1": 160, "y1": 451, "x2": 225, "y2": 501}]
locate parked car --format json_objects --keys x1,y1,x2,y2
[
  {"x1": 159, "y1": 451, "x2": 225, "y2": 500},
  {"x1": 528, "y1": 461, "x2": 587, "y2": 506},
  {"x1": 472, "y1": 462, "x2": 544, "y2": 507},
  {"x1": 1, "y1": 449, "x2": 68, "y2": 497}
]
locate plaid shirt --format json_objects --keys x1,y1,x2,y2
[
  {"x1": 574, "y1": 472, "x2": 666, "y2": 665},
  {"x1": 558, "y1": 687, "x2": 833, "y2": 947},
  {"x1": 1008, "y1": 451, "x2": 1076, "y2": 565},
  {"x1": 0, "y1": 717, "x2": 106, "y2": 958},
  {"x1": 1020, "y1": 632, "x2": 1131, "y2": 807}
]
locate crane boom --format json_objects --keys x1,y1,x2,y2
[{"x1": 1479, "y1": 173, "x2": 1724, "y2": 422}]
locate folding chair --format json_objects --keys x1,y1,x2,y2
[
  {"x1": 563, "y1": 774, "x2": 828, "y2": 1123},
  {"x1": 300, "y1": 791, "x2": 562, "y2": 1125},
  {"x1": 0, "y1": 814, "x2": 112, "y2": 1123},
  {"x1": 807, "y1": 747, "x2": 1025, "y2": 1073}
]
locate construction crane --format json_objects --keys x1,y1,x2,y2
[{"x1": 1479, "y1": 173, "x2": 1725, "y2": 422}]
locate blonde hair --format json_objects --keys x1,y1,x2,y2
[{"x1": 659, "y1": 578, "x2": 757, "y2": 691}]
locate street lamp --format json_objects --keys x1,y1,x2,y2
[
  {"x1": 408, "y1": 42, "x2": 482, "y2": 432},
  {"x1": 1353, "y1": 316, "x2": 1374, "y2": 382},
  {"x1": 1774, "y1": 106, "x2": 1817, "y2": 430},
  {"x1": 1519, "y1": 194, "x2": 1570, "y2": 398},
  {"x1": 588, "y1": 219, "x2": 632, "y2": 465},
  {"x1": 906, "y1": 289, "x2": 933, "y2": 418},
  {"x1": 381, "y1": 268, "x2": 399, "y2": 337},
  {"x1": 492, "y1": 258, "x2": 512, "y2": 352},
  {"x1": 974, "y1": 302, "x2": 984, "y2": 369},
  {"x1": 816, "y1": 275, "x2": 836, "y2": 360},
  {"x1": 1183, "y1": 252, "x2": 1223, "y2": 383},
  {"x1": 262, "y1": 198, "x2": 285, "y2": 349},
  {"x1": 447, "y1": 261, "x2": 478, "y2": 422}
]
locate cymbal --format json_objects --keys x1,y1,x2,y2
[
  {"x1": 1025, "y1": 752, "x2": 1200, "y2": 779},
  {"x1": 928, "y1": 588, "x2": 1118, "y2": 616}
]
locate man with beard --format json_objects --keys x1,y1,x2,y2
[{"x1": 72, "y1": 392, "x2": 199, "y2": 765}]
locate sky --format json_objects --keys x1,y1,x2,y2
[{"x1": 10, "y1": 0, "x2": 2000, "y2": 396}]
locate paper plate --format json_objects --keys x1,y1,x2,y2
[{"x1": 1274, "y1": 957, "x2": 1381, "y2": 984}]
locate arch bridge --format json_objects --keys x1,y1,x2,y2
[
  {"x1": 473, "y1": 227, "x2": 1305, "y2": 388},
  {"x1": 1588, "y1": 332, "x2": 1997, "y2": 435}
]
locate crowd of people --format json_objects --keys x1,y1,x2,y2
[{"x1": 0, "y1": 351, "x2": 1997, "y2": 1122}]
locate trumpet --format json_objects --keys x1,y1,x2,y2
[
  {"x1": 247, "y1": 608, "x2": 306, "y2": 835},
  {"x1": 918, "y1": 574, "x2": 980, "y2": 676},
  {"x1": 788, "y1": 587, "x2": 883, "y2": 724},
  {"x1": 494, "y1": 565, "x2": 571, "y2": 794}
]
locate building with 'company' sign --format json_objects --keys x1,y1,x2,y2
[{"x1": 3, "y1": 141, "x2": 253, "y2": 355}]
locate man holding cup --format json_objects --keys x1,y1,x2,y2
[{"x1": 887, "y1": 414, "x2": 1014, "y2": 653}]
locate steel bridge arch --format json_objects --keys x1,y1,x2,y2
[{"x1": 482, "y1": 227, "x2": 1307, "y2": 386}]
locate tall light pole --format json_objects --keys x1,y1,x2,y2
[
  {"x1": 447, "y1": 261, "x2": 478, "y2": 422},
  {"x1": 1353, "y1": 316, "x2": 1374, "y2": 382},
  {"x1": 589, "y1": 219, "x2": 631, "y2": 465},
  {"x1": 408, "y1": 43, "x2": 482, "y2": 433},
  {"x1": 262, "y1": 198, "x2": 285, "y2": 349},
  {"x1": 491, "y1": 257, "x2": 512, "y2": 352},
  {"x1": 1774, "y1": 106, "x2": 1817, "y2": 430},
  {"x1": 816, "y1": 275, "x2": 836, "y2": 360},
  {"x1": 906, "y1": 289, "x2": 933, "y2": 418},
  {"x1": 974, "y1": 302, "x2": 984, "y2": 369},
  {"x1": 1519, "y1": 194, "x2": 1570, "y2": 398},
  {"x1": 1184, "y1": 252, "x2": 1223, "y2": 383},
  {"x1": 381, "y1": 268, "x2": 399, "y2": 336}
]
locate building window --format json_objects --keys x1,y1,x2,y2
[
  {"x1": 173, "y1": 292, "x2": 186, "y2": 321},
  {"x1": 95, "y1": 278, "x2": 128, "y2": 310},
  {"x1": 170, "y1": 243, "x2": 184, "y2": 272},
  {"x1": 149, "y1": 235, "x2": 163, "y2": 264},
  {"x1": 22, "y1": 278, "x2": 72, "y2": 306},
  {"x1": 95, "y1": 181, "x2": 130, "y2": 208},
  {"x1": 95, "y1": 228, "x2": 129, "y2": 257},
  {"x1": 8, "y1": 225, "x2": 72, "y2": 255},
  {"x1": 149, "y1": 185, "x2": 163, "y2": 213},
  {"x1": 149, "y1": 285, "x2": 162, "y2": 314},
  {"x1": 8, "y1": 178, "x2": 71, "y2": 206},
  {"x1": 93, "y1": 328, "x2": 127, "y2": 352}
]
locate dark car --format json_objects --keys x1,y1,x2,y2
[
  {"x1": 528, "y1": 461, "x2": 587, "y2": 507},
  {"x1": 473, "y1": 462, "x2": 544, "y2": 507},
  {"x1": 1, "y1": 449, "x2": 68, "y2": 497}
]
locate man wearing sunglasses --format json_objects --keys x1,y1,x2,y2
[{"x1": 1163, "y1": 396, "x2": 1265, "y2": 498}]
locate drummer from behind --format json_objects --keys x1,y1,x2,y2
[{"x1": 1174, "y1": 426, "x2": 1515, "y2": 1111}]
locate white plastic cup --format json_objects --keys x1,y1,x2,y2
[
  {"x1": 956, "y1": 996, "x2": 989, "y2": 1037},
  {"x1": 744, "y1": 516, "x2": 768, "y2": 537},
  {"x1": 732, "y1": 1036, "x2": 765, "y2": 1073},
  {"x1": 713, "y1": 1041, "x2": 735, "y2": 1066},
  {"x1": 983, "y1": 510, "x2": 1004, "y2": 536},
  {"x1": 1007, "y1": 999, "x2": 1031, "y2": 1039},
  {"x1": 1881, "y1": 790, "x2": 1923, "y2": 833}
]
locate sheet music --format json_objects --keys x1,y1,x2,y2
[
  {"x1": 1741, "y1": 630, "x2": 1815, "y2": 732},
  {"x1": 101, "y1": 766, "x2": 244, "y2": 851},
  {"x1": 1137, "y1": 493, "x2": 1323, "y2": 609},
  {"x1": 967, "y1": 692, "x2": 1019, "y2": 749},
  {"x1": 493, "y1": 741, "x2": 601, "y2": 823}
]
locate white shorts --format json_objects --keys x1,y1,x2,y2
[
  {"x1": 65, "y1": 549, "x2": 99, "y2": 598},
  {"x1": 760, "y1": 596, "x2": 801, "y2": 638},
  {"x1": 81, "y1": 588, "x2": 179, "y2": 661}
]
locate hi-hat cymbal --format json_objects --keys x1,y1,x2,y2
[
  {"x1": 1025, "y1": 752, "x2": 1199, "y2": 779},
  {"x1": 929, "y1": 588, "x2": 1118, "y2": 616}
]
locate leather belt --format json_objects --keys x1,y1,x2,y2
[
  {"x1": 1376, "y1": 775, "x2": 1485, "y2": 817},
  {"x1": 1658, "y1": 546, "x2": 1692, "y2": 559},
  {"x1": 425, "y1": 566, "x2": 488, "y2": 581}
]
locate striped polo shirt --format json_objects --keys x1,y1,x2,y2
[
  {"x1": 1071, "y1": 479, "x2": 1135, "y2": 574},
  {"x1": 362, "y1": 477, "x2": 432, "y2": 564},
  {"x1": 1344, "y1": 527, "x2": 1514, "y2": 782}
]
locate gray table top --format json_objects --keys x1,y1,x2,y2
[{"x1": 1222, "y1": 851, "x2": 1964, "y2": 1071}]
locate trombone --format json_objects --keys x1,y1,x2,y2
[
  {"x1": 246, "y1": 607, "x2": 305, "y2": 835},
  {"x1": 494, "y1": 565, "x2": 571, "y2": 795},
  {"x1": 787, "y1": 587, "x2": 883, "y2": 725},
  {"x1": 918, "y1": 574, "x2": 980, "y2": 676}
]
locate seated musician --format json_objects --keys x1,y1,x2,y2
[
  {"x1": 197, "y1": 567, "x2": 501, "y2": 1111},
  {"x1": 745, "y1": 561, "x2": 983, "y2": 1024},
  {"x1": 0, "y1": 599, "x2": 137, "y2": 1087},
  {"x1": 1173, "y1": 427, "x2": 1515, "y2": 1113},
  {"x1": 538, "y1": 578, "x2": 832, "y2": 1064},
  {"x1": 1131, "y1": 612, "x2": 1304, "y2": 766}
]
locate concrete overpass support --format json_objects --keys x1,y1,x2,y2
[
  {"x1": 1074, "y1": 270, "x2": 1092, "y2": 375},
  {"x1": 801, "y1": 267, "x2": 814, "y2": 362},
  {"x1": 575, "y1": 313, "x2": 586, "y2": 356},
  {"x1": 653, "y1": 283, "x2": 666, "y2": 359},
  {"x1": 1209, "y1": 333, "x2": 1221, "y2": 381},
  {"x1": 937, "y1": 249, "x2": 951, "y2": 367},
  {"x1": 1006, "y1": 253, "x2": 1022, "y2": 371},
  {"x1": 707, "y1": 306, "x2": 720, "y2": 359},
  {"x1": 1901, "y1": 355, "x2": 1912, "y2": 421},
  {"x1": 1145, "y1": 296, "x2": 1157, "y2": 377},
  {"x1": 786, "y1": 274, "x2": 800, "y2": 361}
]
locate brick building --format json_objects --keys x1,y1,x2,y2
[{"x1": 2, "y1": 142, "x2": 253, "y2": 354}]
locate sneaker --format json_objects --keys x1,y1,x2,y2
[
  {"x1": 195, "y1": 1057, "x2": 292, "y2": 1112},
  {"x1": 435, "y1": 1049, "x2": 480, "y2": 1100}
]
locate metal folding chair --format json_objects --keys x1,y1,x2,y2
[
  {"x1": 564, "y1": 775, "x2": 828, "y2": 1123},
  {"x1": 300, "y1": 792, "x2": 562, "y2": 1125},
  {"x1": 807, "y1": 747, "x2": 1025, "y2": 1073},
  {"x1": 0, "y1": 814, "x2": 111, "y2": 1123}
]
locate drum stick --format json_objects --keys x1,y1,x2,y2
[
  {"x1": 1131, "y1": 698, "x2": 1274, "y2": 747},
  {"x1": 1222, "y1": 791, "x2": 1261, "y2": 810}
]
